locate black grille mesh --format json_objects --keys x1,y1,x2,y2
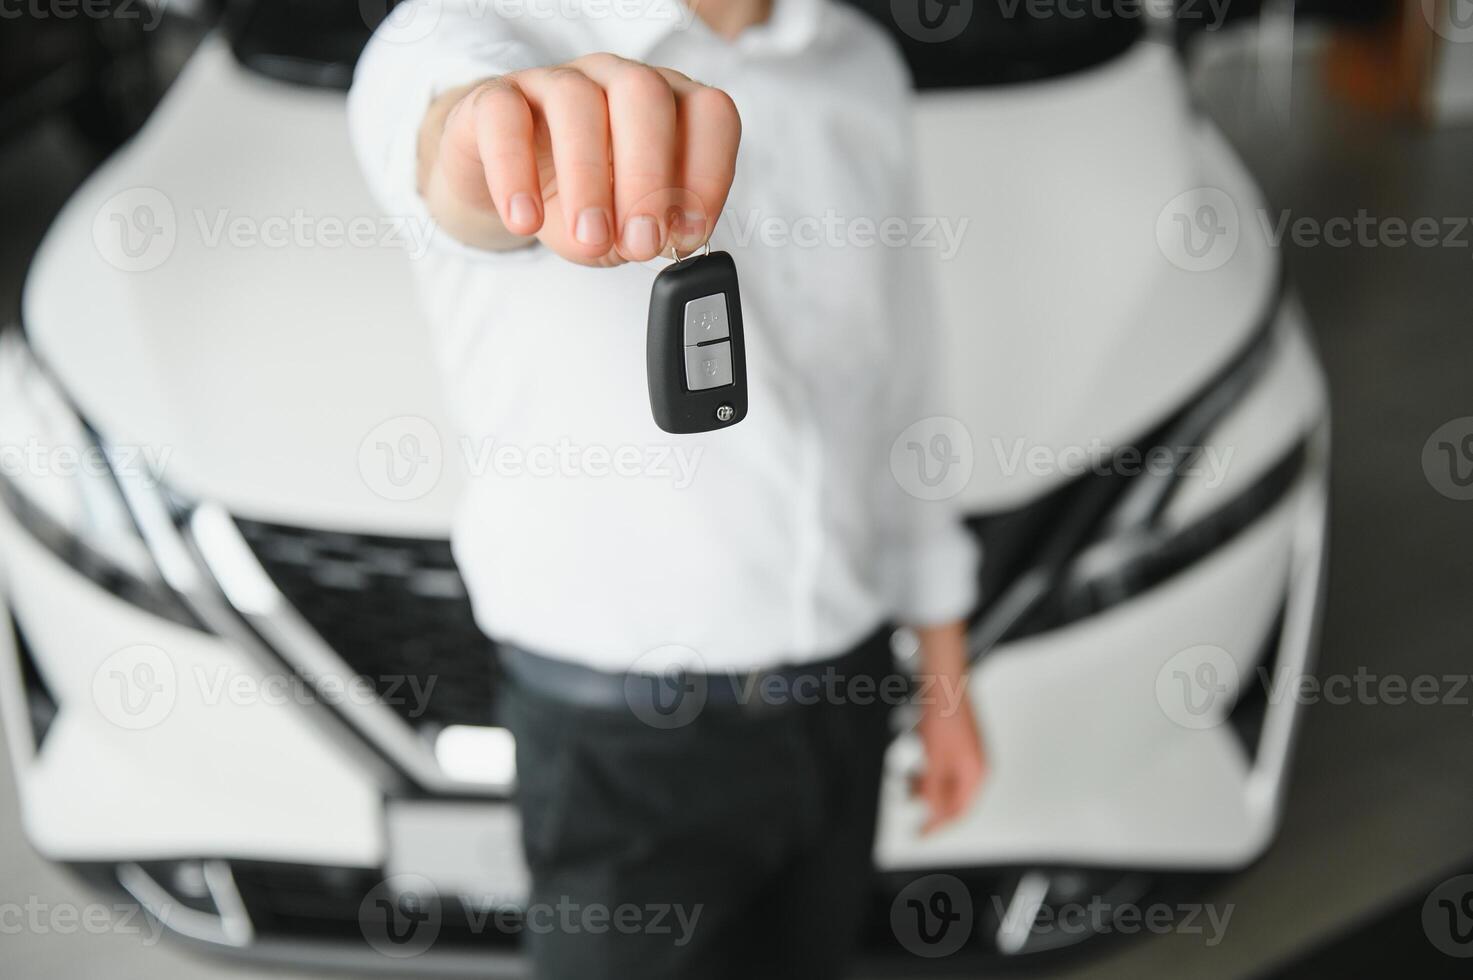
[{"x1": 234, "y1": 519, "x2": 498, "y2": 730}]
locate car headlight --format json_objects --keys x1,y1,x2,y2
[{"x1": 0, "y1": 329, "x2": 200, "y2": 629}]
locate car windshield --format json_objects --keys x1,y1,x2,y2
[
  {"x1": 224, "y1": 0, "x2": 387, "y2": 89},
  {"x1": 844, "y1": 0, "x2": 1144, "y2": 88},
  {"x1": 225, "y1": 0, "x2": 1145, "y2": 90}
]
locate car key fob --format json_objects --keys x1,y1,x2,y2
[{"x1": 647, "y1": 249, "x2": 747, "y2": 434}]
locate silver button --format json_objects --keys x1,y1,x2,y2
[
  {"x1": 684, "y1": 341, "x2": 733, "y2": 391},
  {"x1": 683, "y1": 293, "x2": 729, "y2": 345}
]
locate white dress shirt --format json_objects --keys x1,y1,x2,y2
[{"x1": 348, "y1": 0, "x2": 978, "y2": 672}]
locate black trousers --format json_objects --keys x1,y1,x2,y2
[{"x1": 498, "y1": 630, "x2": 896, "y2": 980}]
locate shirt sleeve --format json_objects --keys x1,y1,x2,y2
[
  {"x1": 875, "y1": 107, "x2": 982, "y2": 628},
  {"x1": 346, "y1": 0, "x2": 548, "y2": 220}
]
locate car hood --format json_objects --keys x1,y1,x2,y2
[
  {"x1": 917, "y1": 40, "x2": 1278, "y2": 510},
  {"x1": 24, "y1": 37, "x2": 461, "y2": 535},
  {"x1": 22, "y1": 36, "x2": 1275, "y2": 532}
]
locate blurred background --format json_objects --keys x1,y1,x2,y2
[{"x1": 1, "y1": 1, "x2": 1471, "y2": 977}]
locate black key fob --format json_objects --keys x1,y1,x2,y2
[{"x1": 647, "y1": 249, "x2": 747, "y2": 434}]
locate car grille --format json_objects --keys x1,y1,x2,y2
[
  {"x1": 234, "y1": 519, "x2": 499, "y2": 730},
  {"x1": 229, "y1": 861, "x2": 523, "y2": 948},
  {"x1": 217, "y1": 859, "x2": 1146, "y2": 962}
]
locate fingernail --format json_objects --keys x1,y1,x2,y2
[
  {"x1": 672, "y1": 210, "x2": 707, "y2": 249},
  {"x1": 623, "y1": 214, "x2": 660, "y2": 256},
  {"x1": 575, "y1": 208, "x2": 609, "y2": 247},
  {"x1": 680, "y1": 210, "x2": 706, "y2": 235},
  {"x1": 508, "y1": 193, "x2": 538, "y2": 231}
]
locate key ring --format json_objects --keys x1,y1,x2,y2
[{"x1": 669, "y1": 241, "x2": 712, "y2": 264}]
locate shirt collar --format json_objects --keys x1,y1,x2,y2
[{"x1": 575, "y1": 0, "x2": 825, "y2": 62}]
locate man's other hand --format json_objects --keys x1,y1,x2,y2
[{"x1": 911, "y1": 620, "x2": 989, "y2": 834}]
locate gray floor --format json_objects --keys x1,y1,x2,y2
[{"x1": 2, "y1": 30, "x2": 1471, "y2": 980}]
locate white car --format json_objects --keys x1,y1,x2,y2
[{"x1": 0, "y1": 2, "x2": 1328, "y2": 970}]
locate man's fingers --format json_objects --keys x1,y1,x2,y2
[
  {"x1": 574, "y1": 55, "x2": 679, "y2": 262},
  {"x1": 919, "y1": 768, "x2": 955, "y2": 834},
  {"x1": 459, "y1": 79, "x2": 542, "y2": 236},
  {"x1": 658, "y1": 69, "x2": 741, "y2": 252},
  {"x1": 571, "y1": 59, "x2": 740, "y2": 255},
  {"x1": 913, "y1": 766, "x2": 948, "y2": 834},
  {"x1": 437, "y1": 85, "x2": 502, "y2": 217},
  {"x1": 914, "y1": 747, "x2": 985, "y2": 834},
  {"x1": 518, "y1": 67, "x2": 616, "y2": 259},
  {"x1": 447, "y1": 60, "x2": 738, "y2": 264}
]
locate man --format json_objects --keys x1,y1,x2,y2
[{"x1": 348, "y1": 0, "x2": 986, "y2": 976}]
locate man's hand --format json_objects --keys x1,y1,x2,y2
[
  {"x1": 911, "y1": 620, "x2": 988, "y2": 833},
  {"x1": 419, "y1": 53, "x2": 741, "y2": 264}
]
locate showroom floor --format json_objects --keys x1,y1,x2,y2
[{"x1": 2, "y1": 28, "x2": 1471, "y2": 980}]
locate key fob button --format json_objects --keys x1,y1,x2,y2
[
  {"x1": 683, "y1": 293, "x2": 730, "y2": 345},
  {"x1": 684, "y1": 341, "x2": 733, "y2": 391}
]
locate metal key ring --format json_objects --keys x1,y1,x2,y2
[{"x1": 669, "y1": 241, "x2": 712, "y2": 264}]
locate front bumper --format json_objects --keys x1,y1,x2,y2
[
  {"x1": 0, "y1": 306, "x2": 1329, "y2": 965},
  {"x1": 0, "y1": 499, "x2": 385, "y2": 870}
]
